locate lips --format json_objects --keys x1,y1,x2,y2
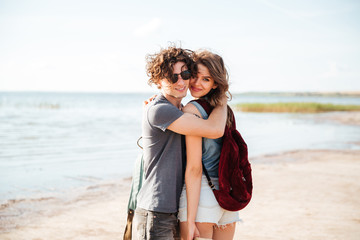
[
  {"x1": 191, "y1": 86, "x2": 202, "y2": 92},
  {"x1": 176, "y1": 87, "x2": 187, "y2": 92}
]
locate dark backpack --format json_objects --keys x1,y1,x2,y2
[{"x1": 193, "y1": 99, "x2": 253, "y2": 211}]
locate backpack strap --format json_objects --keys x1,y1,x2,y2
[
  {"x1": 190, "y1": 101, "x2": 209, "y2": 119},
  {"x1": 190, "y1": 99, "x2": 213, "y2": 115},
  {"x1": 202, "y1": 162, "x2": 216, "y2": 190}
]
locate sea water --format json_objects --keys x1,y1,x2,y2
[{"x1": 1, "y1": 92, "x2": 360, "y2": 201}]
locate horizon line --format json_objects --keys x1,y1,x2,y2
[{"x1": 1, "y1": 90, "x2": 360, "y2": 96}]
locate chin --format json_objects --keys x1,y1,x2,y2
[
  {"x1": 175, "y1": 93, "x2": 187, "y2": 99},
  {"x1": 190, "y1": 92, "x2": 201, "y2": 98}
]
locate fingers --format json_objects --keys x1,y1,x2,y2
[
  {"x1": 143, "y1": 94, "x2": 158, "y2": 106},
  {"x1": 194, "y1": 226, "x2": 200, "y2": 238},
  {"x1": 149, "y1": 94, "x2": 157, "y2": 103}
]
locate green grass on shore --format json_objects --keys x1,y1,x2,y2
[{"x1": 233, "y1": 102, "x2": 360, "y2": 113}]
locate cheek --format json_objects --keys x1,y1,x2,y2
[
  {"x1": 161, "y1": 80, "x2": 172, "y2": 88},
  {"x1": 209, "y1": 80, "x2": 217, "y2": 89},
  {"x1": 206, "y1": 82, "x2": 215, "y2": 90}
]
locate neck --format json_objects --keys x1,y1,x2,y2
[{"x1": 161, "y1": 91, "x2": 182, "y2": 109}]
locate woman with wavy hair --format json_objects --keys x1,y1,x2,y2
[{"x1": 178, "y1": 50, "x2": 240, "y2": 240}]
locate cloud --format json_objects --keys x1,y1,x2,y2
[{"x1": 133, "y1": 18, "x2": 162, "y2": 37}]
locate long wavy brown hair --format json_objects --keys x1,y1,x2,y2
[
  {"x1": 146, "y1": 46, "x2": 195, "y2": 88},
  {"x1": 193, "y1": 50, "x2": 233, "y2": 127}
]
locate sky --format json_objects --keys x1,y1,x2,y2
[{"x1": 0, "y1": 0, "x2": 359, "y2": 93}]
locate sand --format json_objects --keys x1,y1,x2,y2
[
  {"x1": 1, "y1": 148, "x2": 360, "y2": 240},
  {"x1": 236, "y1": 149, "x2": 360, "y2": 240}
]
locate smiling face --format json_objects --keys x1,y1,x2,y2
[
  {"x1": 158, "y1": 61, "x2": 189, "y2": 107},
  {"x1": 189, "y1": 63, "x2": 218, "y2": 98}
]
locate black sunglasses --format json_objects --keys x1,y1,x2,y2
[{"x1": 170, "y1": 70, "x2": 191, "y2": 83}]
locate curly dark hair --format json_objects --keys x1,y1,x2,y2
[{"x1": 146, "y1": 46, "x2": 196, "y2": 88}]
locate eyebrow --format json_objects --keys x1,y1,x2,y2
[
  {"x1": 201, "y1": 75, "x2": 212, "y2": 79},
  {"x1": 181, "y1": 66, "x2": 188, "y2": 71}
]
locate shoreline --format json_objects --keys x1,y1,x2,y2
[
  {"x1": 0, "y1": 177, "x2": 132, "y2": 235},
  {"x1": 1, "y1": 149, "x2": 360, "y2": 240}
]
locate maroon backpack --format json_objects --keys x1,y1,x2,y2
[{"x1": 193, "y1": 99, "x2": 252, "y2": 211}]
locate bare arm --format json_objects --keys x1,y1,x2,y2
[
  {"x1": 184, "y1": 106, "x2": 203, "y2": 240},
  {"x1": 167, "y1": 97, "x2": 227, "y2": 139},
  {"x1": 185, "y1": 134, "x2": 202, "y2": 239}
]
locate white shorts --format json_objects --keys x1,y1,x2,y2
[{"x1": 178, "y1": 175, "x2": 241, "y2": 226}]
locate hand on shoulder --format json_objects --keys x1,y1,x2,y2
[{"x1": 143, "y1": 94, "x2": 157, "y2": 107}]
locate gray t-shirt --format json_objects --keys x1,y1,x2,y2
[{"x1": 137, "y1": 94, "x2": 184, "y2": 213}]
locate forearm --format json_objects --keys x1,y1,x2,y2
[
  {"x1": 167, "y1": 99, "x2": 227, "y2": 139},
  {"x1": 206, "y1": 103, "x2": 227, "y2": 138},
  {"x1": 185, "y1": 167, "x2": 202, "y2": 224},
  {"x1": 185, "y1": 135, "x2": 202, "y2": 224}
]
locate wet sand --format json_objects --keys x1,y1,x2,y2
[{"x1": 1, "y1": 149, "x2": 359, "y2": 240}]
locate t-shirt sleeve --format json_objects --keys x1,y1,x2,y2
[{"x1": 147, "y1": 102, "x2": 184, "y2": 132}]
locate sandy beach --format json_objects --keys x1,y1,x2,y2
[
  {"x1": 1, "y1": 111, "x2": 360, "y2": 240},
  {"x1": 1, "y1": 148, "x2": 359, "y2": 240}
]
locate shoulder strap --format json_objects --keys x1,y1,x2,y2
[
  {"x1": 191, "y1": 99, "x2": 213, "y2": 115},
  {"x1": 190, "y1": 101, "x2": 209, "y2": 119},
  {"x1": 202, "y1": 162, "x2": 216, "y2": 190}
]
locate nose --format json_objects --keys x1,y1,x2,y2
[
  {"x1": 191, "y1": 77, "x2": 200, "y2": 86},
  {"x1": 176, "y1": 75, "x2": 186, "y2": 85}
]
